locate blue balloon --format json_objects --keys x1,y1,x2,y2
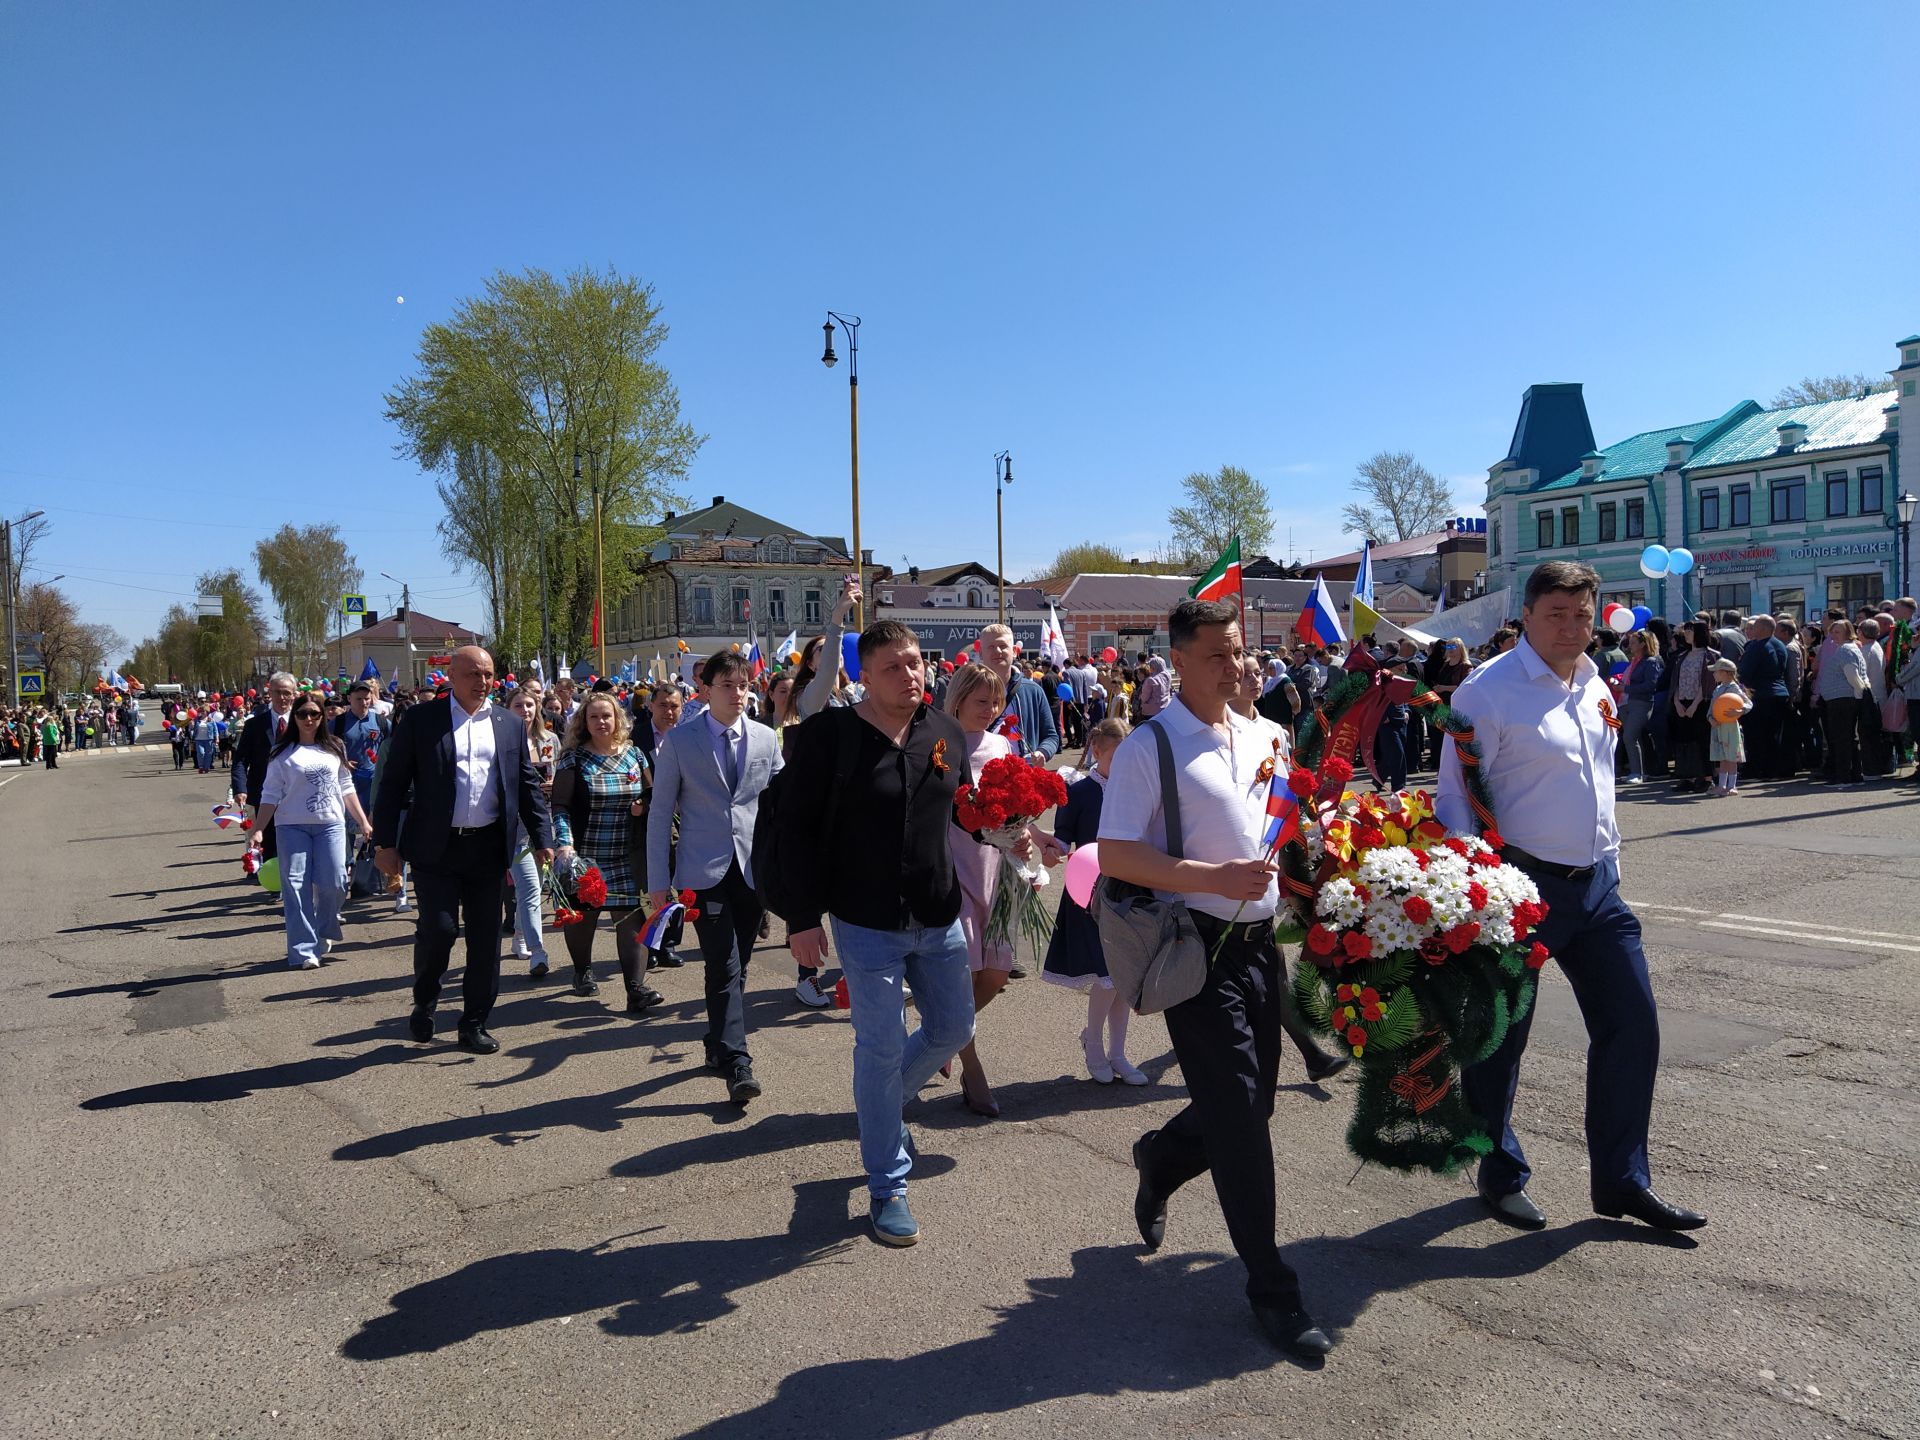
[
  {"x1": 840, "y1": 630, "x2": 861, "y2": 683},
  {"x1": 1056, "y1": 682, "x2": 1074, "y2": 702},
  {"x1": 1667, "y1": 547, "x2": 1695, "y2": 576},
  {"x1": 1631, "y1": 605, "x2": 1653, "y2": 630},
  {"x1": 1638, "y1": 544, "x2": 1670, "y2": 579}
]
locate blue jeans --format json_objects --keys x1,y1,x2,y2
[
  {"x1": 829, "y1": 917, "x2": 976, "y2": 1199},
  {"x1": 278, "y1": 822, "x2": 346, "y2": 967},
  {"x1": 510, "y1": 847, "x2": 549, "y2": 968},
  {"x1": 1619, "y1": 698, "x2": 1653, "y2": 780},
  {"x1": 1463, "y1": 855, "x2": 1659, "y2": 1198},
  {"x1": 194, "y1": 738, "x2": 215, "y2": 770}
]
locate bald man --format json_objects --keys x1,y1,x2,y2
[{"x1": 374, "y1": 646, "x2": 554, "y2": 1054}]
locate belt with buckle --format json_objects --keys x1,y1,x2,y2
[
  {"x1": 450, "y1": 820, "x2": 502, "y2": 836},
  {"x1": 1192, "y1": 912, "x2": 1276, "y2": 948},
  {"x1": 1499, "y1": 845, "x2": 1596, "y2": 883}
]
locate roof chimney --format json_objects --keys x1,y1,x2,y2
[
  {"x1": 1579, "y1": 450, "x2": 1604, "y2": 480},
  {"x1": 712, "y1": 495, "x2": 725, "y2": 509},
  {"x1": 1665, "y1": 437, "x2": 1694, "y2": 468},
  {"x1": 1776, "y1": 420, "x2": 1808, "y2": 450}
]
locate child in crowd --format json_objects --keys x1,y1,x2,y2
[
  {"x1": 1708, "y1": 657, "x2": 1751, "y2": 797},
  {"x1": 1042, "y1": 719, "x2": 1145, "y2": 1084}
]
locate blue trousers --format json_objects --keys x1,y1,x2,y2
[
  {"x1": 278, "y1": 822, "x2": 346, "y2": 967},
  {"x1": 1463, "y1": 855, "x2": 1659, "y2": 1199}
]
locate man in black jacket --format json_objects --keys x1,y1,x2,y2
[
  {"x1": 373, "y1": 647, "x2": 553, "y2": 1054},
  {"x1": 231, "y1": 672, "x2": 301, "y2": 867}
]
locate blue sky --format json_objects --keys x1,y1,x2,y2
[{"x1": 2, "y1": 1, "x2": 1913, "y2": 656}]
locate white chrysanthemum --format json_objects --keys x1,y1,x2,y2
[{"x1": 1316, "y1": 876, "x2": 1366, "y2": 927}]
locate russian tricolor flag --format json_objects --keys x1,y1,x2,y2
[
  {"x1": 1260, "y1": 771, "x2": 1301, "y2": 852},
  {"x1": 639, "y1": 901, "x2": 685, "y2": 951},
  {"x1": 1294, "y1": 576, "x2": 1347, "y2": 648}
]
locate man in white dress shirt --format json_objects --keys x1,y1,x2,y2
[
  {"x1": 1438, "y1": 561, "x2": 1705, "y2": 1233},
  {"x1": 1099, "y1": 598, "x2": 1333, "y2": 1360}
]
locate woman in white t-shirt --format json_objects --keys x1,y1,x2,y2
[{"x1": 248, "y1": 697, "x2": 374, "y2": 970}]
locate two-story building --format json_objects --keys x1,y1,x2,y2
[
  {"x1": 607, "y1": 496, "x2": 873, "y2": 659},
  {"x1": 1485, "y1": 333, "x2": 1910, "y2": 624},
  {"x1": 1301, "y1": 520, "x2": 1490, "y2": 605},
  {"x1": 874, "y1": 562, "x2": 1048, "y2": 661}
]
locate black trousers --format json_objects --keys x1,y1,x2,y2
[
  {"x1": 1822, "y1": 697, "x2": 1863, "y2": 782},
  {"x1": 410, "y1": 823, "x2": 506, "y2": 1026},
  {"x1": 692, "y1": 860, "x2": 763, "y2": 1067},
  {"x1": 1746, "y1": 694, "x2": 1787, "y2": 778},
  {"x1": 1136, "y1": 925, "x2": 1300, "y2": 1308}
]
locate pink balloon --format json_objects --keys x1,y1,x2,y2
[{"x1": 1064, "y1": 842, "x2": 1102, "y2": 909}]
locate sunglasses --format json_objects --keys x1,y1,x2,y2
[{"x1": 293, "y1": 710, "x2": 323, "y2": 721}]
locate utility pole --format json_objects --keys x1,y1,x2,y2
[{"x1": 3, "y1": 510, "x2": 46, "y2": 703}]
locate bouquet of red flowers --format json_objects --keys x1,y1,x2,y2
[
  {"x1": 547, "y1": 855, "x2": 607, "y2": 927},
  {"x1": 955, "y1": 754, "x2": 1068, "y2": 959}
]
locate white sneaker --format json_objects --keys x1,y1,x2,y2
[
  {"x1": 290, "y1": 956, "x2": 321, "y2": 971},
  {"x1": 795, "y1": 975, "x2": 832, "y2": 1009},
  {"x1": 512, "y1": 938, "x2": 532, "y2": 960},
  {"x1": 393, "y1": 897, "x2": 414, "y2": 914},
  {"x1": 318, "y1": 939, "x2": 334, "y2": 958},
  {"x1": 1110, "y1": 1054, "x2": 1148, "y2": 1086}
]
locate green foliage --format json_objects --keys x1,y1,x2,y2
[
  {"x1": 1368, "y1": 984, "x2": 1424, "y2": 1053},
  {"x1": 253, "y1": 524, "x2": 360, "y2": 677},
  {"x1": 1168, "y1": 465, "x2": 1273, "y2": 567},
  {"x1": 1293, "y1": 964, "x2": 1331, "y2": 1030},
  {"x1": 385, "y1": 266, "x2": 703, "y2": 668}
]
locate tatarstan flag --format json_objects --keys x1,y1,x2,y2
[{"x1": 1188, "y1": 538, "x2": 1241, "y2": 602}]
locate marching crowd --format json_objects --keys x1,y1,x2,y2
[
  {"x1": 0, "y1": 693, "x2": 141, "y2": 768},
  {"x1": 140, "y1": 567, "x2": 1915, "y2": 1359}
]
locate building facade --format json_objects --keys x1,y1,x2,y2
[
  {"x1": 1486, "y1": 334, "x2": 1911, "y2": 624},
  {"x1": 607, "y1": 496, "x2": 873, "y2": 660},
  {"x1": 874, "y1": 563, "x2": 1047, "y2": 660},
  {"x1": 1301, "y1": 521, "x2": 1490, "y2": 606},
  {"x1": 320, "y1": 610, "x2": 483, "y2": 689}
]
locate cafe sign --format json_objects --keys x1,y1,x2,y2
[{"x1": 1701, "y1": 545, "x2": 1776, "y2": 565}]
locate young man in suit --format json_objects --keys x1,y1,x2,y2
[
  {"x1": 373, "y1": 646, "x2": 554, "y2": 1055},
  {"x1": 646, "y1": 652, "x2": 781, "y2": 1104}
]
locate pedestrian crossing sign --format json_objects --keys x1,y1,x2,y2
[
  {"x1": 19, "y1": 671, "x2": 45, "y2": 696},
  {"x1": 341, "y1": 593, "x2": 367, "y2": 616}
]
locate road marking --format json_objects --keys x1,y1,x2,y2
[
  {"x1": 0, "y1": 775, "x2": 16, "y2": 791},
  {"x1": 1712, "y1": 913, "x2": 1920, "y2": 942},
  {"x1": 1630, "y1": 901, "x2": 1719, "y2": 916},
  {"x1": 1694, "y1": 921, "x2": 1920, "y2": 955}
]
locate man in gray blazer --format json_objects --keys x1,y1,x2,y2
[{"x1": 647, "y1": 652, "x2": 782, "y2": 1104}]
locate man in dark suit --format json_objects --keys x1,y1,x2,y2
[
  {"x1": 231, "y1": 672, "x2": 301, "y2": 868},
  {"x1": 373, "y1": 646, "x2": 554, "y2": 1054}
]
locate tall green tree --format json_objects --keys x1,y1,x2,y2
[
  {"x1": 1342, "y1": 452, "x2": 1454, "y2": 542},
  {"x1": 253, "y1": 523, "x2": 361, "y2": 676},
  {"x1": 385, "y1": 267, "x2": 704, "y2": 667},
  {"x1": 1168, "y1": 465, "x2": 1273, "y2": 567},
  {"x1": 129, "y1": 604, "x2": 206, "y2": 691},
  {"x1": 1030, "y1": 542, "x2": 1185, "y2": 580},
  {"x1": 191, "y1": 567, "x2": 269, "y2": 689}
]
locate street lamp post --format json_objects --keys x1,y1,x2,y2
[
  {"x1": 993, "y1": 452, "x2": 1013, "y2": 625},
  {"x1": 577, "y1": 446, "x2": 608, "y2": 679},
  {"x1": 379, "y1": 571, "x2": 412, "y2": 690},
  {"x1": 3, "y1": 508, "x2": 46, "y2": 702},
  {"x1": 1895, "y1": 491, "x2": 1918, "y2": 600},
  {"x1": 821, "y1": 313, "x2": 864, "y2": 629},
  {"x1": 1248, "y1": 596, "x2": 1269, "y2": 650}
]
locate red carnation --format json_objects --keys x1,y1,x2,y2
[
  {"x1": 1356, "y1": 826, "x2": 1388, "y2": 851},
  {"x1": 1323, "y1": 757, "x2": 1355, "y2": 784},
  {"x1": 685, "y1": 908, "x2": 702, "y2": 921},
  {"x1": 1286, "y1": 767, "x2": 1317, "y2": 799},
  {"x1": 1352, "y1": 883, "x2": 1372, "y2": 905},
  {"x1": 1470, "y1": 850, "x2": 1500, "y2": 868},
  {"x1": 575, "y1": 865, "x2": 608, "y2": 908},
  {"x1": 1443, "y1": 838, "x2": 1470, "y2": 857},
  {"x1": 1341, "y1": 930, "x2": 1372, "y2": 960},
  {"x1": 1306, "y1": 924, "x2": 1339, "y2": 956},
  {"x1": 1413, "y1": 850, "x2": 1431, "y2": 871},
  {"x1": 1402, "y1": 895, "x2": 1432, "y2": 924},
  {"x1": 240, "y1": 818, "x2": 254, "y2": 831},
  {"x1": 1345, "y1": 1024, "x2": 1368, "y2": 1048},
  {"x1": 1361, "y1": 999, "x2": 1384, "y2": 1023},
  {"x1": 1418, "y1": 936, "x2": 1449, "y2": 965},
  {"x1": 1466, "y1": 881, "x2": 1489, "y2": 911},
  {"x1": 1525, "y1": 941, "x2": 1549, "y2": 970},
  {"x1": 1481, "y1": 829, "x2": 1505, "y2": 850},
  {"x1": 678, "y1": 888, "x2": 698, "y2": 907},
  {"x1": 1443, "y1": 921, "x2": 1481, "y2": 954},
  {"x1": 1414, "y1": 820, "x2": 1447, "y2": 841}
]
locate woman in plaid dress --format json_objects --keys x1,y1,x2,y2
[{"x1": 551, "y1": 693, "x2": 665, "y2": 1014}]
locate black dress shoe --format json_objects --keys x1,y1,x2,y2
[
  {"x1": 1477, "y1": 1181, "x2": 1547, "y2": 1230},
  {"x1": 456, "y1": 1024, "x2": 499, "y2": 1055},
  {"x1": 726, "y1": 1061, "x2": 762, "y2": 1105},
  {"x1": 571, "y1": 969, "x2": 599, "y2": 997},
  {"x1": 1252, "y1": 1302, "x2": 1333, "y2": 1358},
  {"x1": 1132, "y1": 1132, "x2": 1168, "y2": 1251},
  {"x1": 626, "y1": 985, "x2": 665, "y2": 1014},
  {"x1": 407, "y1": 1007, "x2": 433, "y2": 1044},
  {"x1": 656, "y1": 949, "x2": 685, "y2": 968},
  {"x1": 1304, "y1": 1051, "x2": 1351, "y2": 1084},
  {"x1": 1593, "y1": 1185, "x2": 1707, "y2": 1230}
]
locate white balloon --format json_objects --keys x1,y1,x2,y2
[{"x1": 395, "y1": 295, "x2": 406, "y2": 304}]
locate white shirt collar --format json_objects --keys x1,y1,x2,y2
[
  {"x1": 1513, "y1": 633, "x2": 1598, "y2": 688},
  {"x1": 451, "y1": 692, "x2": 487, "y2": 725}
]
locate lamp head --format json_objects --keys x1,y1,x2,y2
[
  {"x1": 821, "y1": 320, "x2": 838, "y2": 369},
  {"x1": 1899, "y1": 491, "x2": 1919, "y2": 526}
]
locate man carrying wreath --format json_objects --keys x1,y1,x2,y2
[{"x1": 1437, "y1": 560, "x2": 1706, "y2": 1233}]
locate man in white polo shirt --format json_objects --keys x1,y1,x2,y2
[
  {"x1": 1098, "y1": 597, "x2": 1331, "y2": 1360},
  {"x1": 1438, "y1": 559, "x2": 1705, "y2": 1234}
]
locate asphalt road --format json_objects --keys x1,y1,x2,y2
[{"x1": 1, "y1": 736, "x2": 1915, "y2": 1440}]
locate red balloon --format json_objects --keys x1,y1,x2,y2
[
  {"x1": 247, "y1": 688, "x2": 257, "y2": 698},
  {"x1": 1101, "y1": 646, "x2": 1118, "y2": 663}
]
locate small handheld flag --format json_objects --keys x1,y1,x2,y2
[
  {"x1": 638, "y1": 902, "x2": 685, "y2": 952},
  {"x1": 1260, "y1": 772, "x2": 1301, "y2": 852}
]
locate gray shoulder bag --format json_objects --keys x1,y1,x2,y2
[{"x1": 1094, "y1": 718, "x2": 1208, "y2": 1014}]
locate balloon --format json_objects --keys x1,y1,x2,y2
[
  {"x1": 1056, "y1": 682, "x2": 1074, "y2": 702},
  {"x1": 247, "y1": 688, "x2": 257, "y2": 698},
  {"x1": 1638, "y1": 544, "x2": 1670, "y2": 579},
  {"x1": 1667, "y1": 547, "x2": 1695, "y2": 576},
  {"x1": 840, "y1": 630, "x2": 862, "y2": 682},
  {"x1": 1101, "y1": 646, "x2": 1118, "y2": 663},
  {"x1": 1602, "y1": 605, "x2": 1632, "y2": 635},
  {"x1": 1630, "y1": 605, "x2": 1652, "y2": 630},
  {"x1": 257, "y1": 857, "x2": 281, "y2": 894},
  {"x1": 1064, "y1": 843, "x2": 1101, "y2": 909}
]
